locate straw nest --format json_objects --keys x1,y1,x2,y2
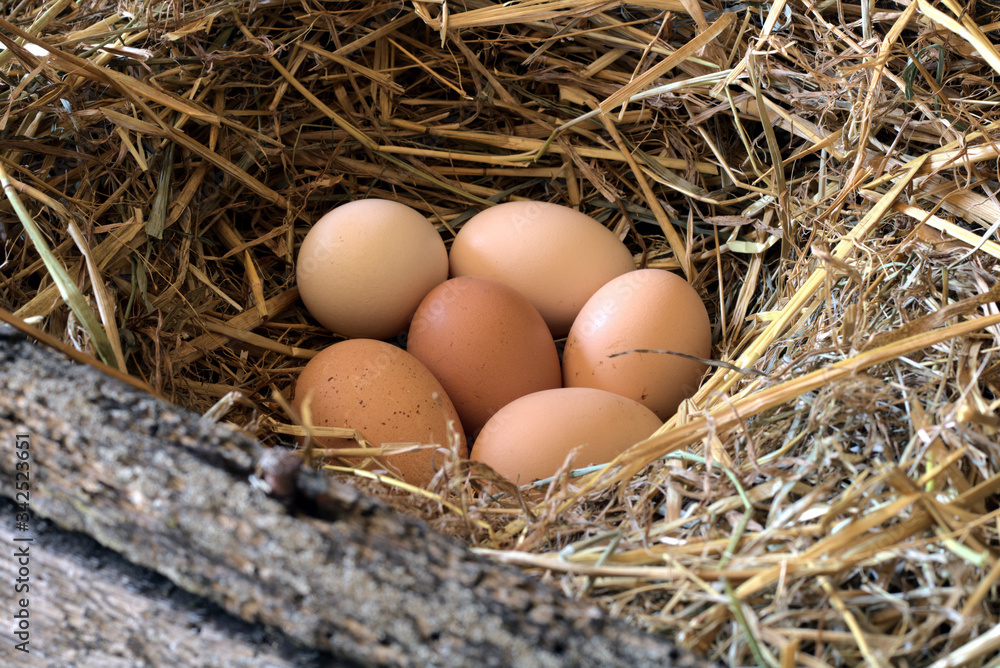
[{"x1": 2, "y1": 1, "x2": 1000, "y2": 665}]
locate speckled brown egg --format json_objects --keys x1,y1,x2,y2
[
  {"x1": 562, "y1": 269, "x2": 711, "y2": 420},
  {"x1": 471, "y1": 387, "x2": 662, "y2": 484},
  {"x1": 406, "y1": 276, "x2": 562, "y2": 437},
  {"x1": 296, "y1": 199, "x2": 448, "y2": 339},
  {"x1": 292, "y1": 339, "x2": 466, "y2": 487},
  {"x1": 449, "y1": 200, "x2": 635, "y2": 337}
]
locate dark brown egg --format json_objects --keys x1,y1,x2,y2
[{"x1": 406, "y1": 276, "x2": 561, "y2": 437}]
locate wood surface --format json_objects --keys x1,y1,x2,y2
[
  {"x1": 0, "y1": 325, "x2": 717, "y2": 667},
  {"x1": 0, "y1": 498, "x2": 334, "y2": 667}
]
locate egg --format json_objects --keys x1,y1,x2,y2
[
  {"x1": 406, "y1": 276, "x2": 561, "y2": 437},
  {"x1": 449, "y1": 200, "x2": 635, "y2": 337},
  {"x1": 292, "y1": 339, "x2": 467, "y2": 487},
  {"x1": 562, "y1": 268, "x2": 711, "y2": 420},
  {"x1": 471, "y1": 388, "x2": 662, "y2": 483},
  {"x1": 296, "y1": 199, "x2": 448, "y2": 339}
]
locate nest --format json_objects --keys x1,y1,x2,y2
[{"x1": 2, "y1": 1, "x2": 1000, "y2": 665}]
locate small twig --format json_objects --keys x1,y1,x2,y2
[{"x1": 608, "y1": 348, "x2": 767, "y2": 377}]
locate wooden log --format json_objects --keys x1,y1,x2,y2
[
  {"x1": 0, "y1": 497, "x2": 334, "y2": 667},
  {"x1": 0, "y1": 325, "x2": 716, "y2": 667}
]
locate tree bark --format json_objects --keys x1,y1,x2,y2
[
  {"x1": 0, "y1": 325, "x2": 717, "y2": 668},
  {"x1": 0, "y1": 498, "x2": 336, "y2": 667}
]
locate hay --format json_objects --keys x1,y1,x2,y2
[{"x1": 2, "y1": 1, "x2": 999, "y2": 665}]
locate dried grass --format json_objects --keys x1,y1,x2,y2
[{"x1": 2, "y1": 1, "x2": 1000, "y2": 665}]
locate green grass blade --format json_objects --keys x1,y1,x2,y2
[{"x1": 0, "y1": 162, "x2": 119, "y2": 369}]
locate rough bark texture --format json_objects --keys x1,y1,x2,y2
[
  {"x1": 0, "y1": 326, "x2": 717, "y2": 668},
  {"x1": 0, "y1": 498, "x2": 335, "y2": 667}
]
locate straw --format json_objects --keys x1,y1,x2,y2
[{"x1": 3, "y1": 2, "x2": 999, "y2": 664}]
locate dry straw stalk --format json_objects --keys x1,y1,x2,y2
[{"x1": 2, "y1": 1, "x2": 1000, "y2": 665}]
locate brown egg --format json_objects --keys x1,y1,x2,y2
[
  {"x1": 562, "y1": 269, "x2": 711, "y2": 420},
  {"x1": 296, "y1": 199, "x2": 448, "y2": 339},
  {"x1": 292, "y1": 339, "x2": 467, "y2": 487},
  {"x1": 406, "y1": 276, "x2": 562, "y2": 437},
  {"x1": 449, "y1": 200, "x2": 635, "y2": 337},
  {"x1": 471, "y1": 388, "x2": 662, "y2": 484}
]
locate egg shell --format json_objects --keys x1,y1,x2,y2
[
  {"x1": 296, "y1": 199, "x2": 448, "y2": 339},
  {"x1": 406, "y1": 276, "x2": 562, "y2": 437},
  {"x1": 471, "y1": 387, "x2": 662, "y2": 483},
  {"x1": 449, "y1": 200, "x2": 635, "y2": 337},
  {"x1": 562, "y1": 268, "x2": 711, "y2": 420},
  {"x1": 292, "y1": 339, "x2": 467, "y2": 488}
]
